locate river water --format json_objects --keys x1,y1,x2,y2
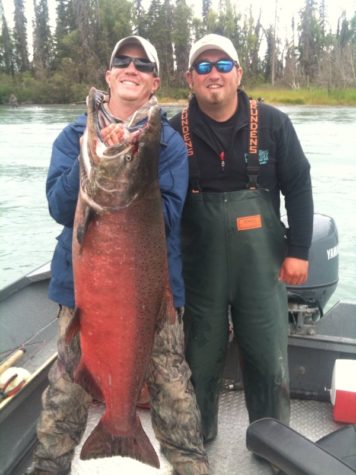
[{"x1": 0, "y1": 103, "x2": 355, "y2": 310}]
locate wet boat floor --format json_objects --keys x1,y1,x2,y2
[{"x1": 71, "y1": 389, "x2": 341, "y2": 475}]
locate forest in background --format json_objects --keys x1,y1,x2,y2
[{"x1": 0, "y1": 0, "x2": 355, "y2": 104}]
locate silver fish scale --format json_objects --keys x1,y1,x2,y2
[{"x1": 71, "y1": 389, "x2": 341, "y2": 474}]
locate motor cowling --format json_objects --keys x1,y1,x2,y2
[{"x1": 281, "y1": 213, "x2": 339, "y2": 332}]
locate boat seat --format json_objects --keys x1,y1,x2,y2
[
  {"x1": 246, "y1": 418, "x2": 356, "y2": 475},
  {"x1": 317, "y1": 424, "x2": 356, "y2": 470}
]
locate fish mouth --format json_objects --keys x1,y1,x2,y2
[{"x1": 100, "y1": 129, "x2": 141, "y2": 160}]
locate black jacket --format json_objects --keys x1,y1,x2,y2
[{"x1": 169, "y1": 89, "x2": 314, "y2": 260}]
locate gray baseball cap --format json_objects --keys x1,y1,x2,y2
[
  {"x1": 189, "y1": 34, "x2": 239, "y2": 68},
  {"x1": 110, "y1": 35, "x2": 160, "y2": 74}
]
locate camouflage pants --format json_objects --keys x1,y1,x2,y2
[{"x1": 31, "y1": 306, "x2": 208, "y2": 474}]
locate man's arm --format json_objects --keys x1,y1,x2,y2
[
  {"x1": 158, "y1": 122, "x2": 189, "y2": 234},
  {"x1": 46, "y1": 116, "x2": 86, "y2": 227},
  {"x1": 276, "y1": 114, "x2": 314, "y2": 284}
]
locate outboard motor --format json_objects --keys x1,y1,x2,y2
[{"x1": 281, "y1": 213, "x2": 339, "y2": 335}]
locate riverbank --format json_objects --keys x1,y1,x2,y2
[
  {"x1": 2, "y1": 68, "x2": 356, "y2": 106},
  {"x1": 158, "y1": 86, "x2": 356, "y2": 106},
  {"x1": 245, "y1": 87, "x2": 356, "y2": 106},
  {"x1": 3, "y1": 86, "x2": 356, "y2": 108}
]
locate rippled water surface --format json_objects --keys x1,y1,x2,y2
[{"x1": 0, "y1": 103, "x2": 355, "y2": 308}]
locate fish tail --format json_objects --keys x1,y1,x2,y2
[{"x1": 80, "y1": 416, "x2": 160, "y2": 468}]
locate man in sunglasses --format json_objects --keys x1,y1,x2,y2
[
  {"x1": 25, "y1": 36, "x2": 208, "y2": 475},
  {"x1": 170, "y1": 34, "x2": 314, "y2": 442}
]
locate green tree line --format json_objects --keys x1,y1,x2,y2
[{"x1": 0, "y1": 0, "x2": 355, "y2": 104}]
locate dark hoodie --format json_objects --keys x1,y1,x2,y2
[{"x1": 170, "y1": 89, "x2": 314, "y2": 260}]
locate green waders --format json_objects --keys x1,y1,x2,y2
[{"x1": 182, "y1": 188, "x2": 290, "y2": 442}]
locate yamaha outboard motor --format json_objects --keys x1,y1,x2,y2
[{"x1": 281, "y1": 213, "x2": 339, "y2": 335}]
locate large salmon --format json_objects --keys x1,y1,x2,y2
[{"x1": 69, "y1": 87, "x2": 174, "y2": 468}]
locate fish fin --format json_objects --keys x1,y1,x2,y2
[
  {"x1": 136, "y1": 383, "x2": 150, "y2": 410},
  {"x1": 74, "y1": 362, "x2": 104, "y2": 402},
  {"x1": 165, "y1": 285, "x2": 176, "y2": 324},
  {"x1": 155, "y1": 286, "x2": 175, "y2": 333},
  {"x1": 80, "y1": 416, "x2": 160, "y2": 468},
  {"x1": 76, "y1": 205, "x2": 93, "y2": 247},
  {"x1": 64, "y1": 307, "x2": 81, "y2": 343}
]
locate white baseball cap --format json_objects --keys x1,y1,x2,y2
[
  {"x1": 189, "y1": 34, "x2": 239, "y2": 69},
  {"x1": 110, "y1": 35, "x2": 160, "y2": 74}
]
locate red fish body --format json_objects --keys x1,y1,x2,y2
[{"x1": 70, "y1": 88, "x2": 172, "y2": 467}]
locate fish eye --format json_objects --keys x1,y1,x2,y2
[{"x1": 124, "y1": 154, "x2": 133, "y2": 162}]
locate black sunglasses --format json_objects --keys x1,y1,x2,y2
[
  {"x1": 191, "y1": 59, "x2": 238, "y2": 75},
  {"x1": 111, "y1": 55, "x2": 157, "y2": 74}
]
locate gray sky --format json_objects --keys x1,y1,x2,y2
[
  {"x1": 3, "y1": 0, "x2": 356, "y2": 37},
  {"x1": 200, "y1": 0, "x2": 356, "y2": 33}
]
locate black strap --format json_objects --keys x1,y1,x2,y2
[
  {"x1": 181, "y1": 100, "x2": 260, "y2": 192},
  {"x1": 246, "y1": 99, "x2": 260, "y2": 189},
  {"x1": 181, "y1": 107, "x2": 201, "y2": 192}
]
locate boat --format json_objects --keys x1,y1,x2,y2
[{"x1": 0, "y1": 214, "x2": 355, "y2": 475}]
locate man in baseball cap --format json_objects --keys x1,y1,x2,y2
[
  {"x1": 169, "y1": 32, "x2": 313, "y2": 447},
  {"x1": 25, "y1": 33, "x2": 208, "y2": 475}
]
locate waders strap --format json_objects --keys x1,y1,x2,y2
[
  {"x1": 181, "y1": 100, "x2": 260, "y2": 191},
  {"x1": 181, "y1": 107, "x2": 201, "y2": 193},
  {"x1": 246, "y1": 99, "x2": 260, "y2": 189}
]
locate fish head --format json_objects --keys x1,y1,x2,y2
[{"x1": 80, "y1": 89, "x2": 161, "y2": 212}]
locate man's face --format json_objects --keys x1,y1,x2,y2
[
  {"x1": 186, "y1": 49, "x2": 243, "y2": 111},
  {"x1": 106, "y1": 44, "x2": 160, "y2": 107}
]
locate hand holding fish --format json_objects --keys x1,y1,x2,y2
[{"x1": 101, "y1": 123, "x2": 127, "y2": 146}]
